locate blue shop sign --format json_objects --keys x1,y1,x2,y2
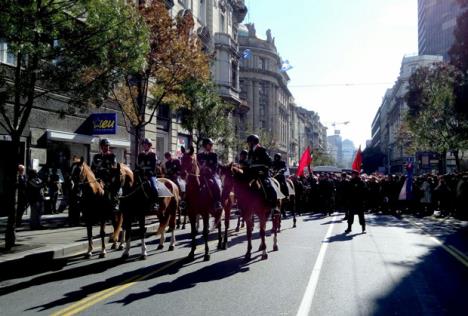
[{"x1": 91, "y1": 113, "x2": 117, "y2": 135}]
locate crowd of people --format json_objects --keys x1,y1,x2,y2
[
  {"x1": 292, "y1": 172, "x2": 468, "y2": 220},
  {"x1": 14, "y1": 134, "x2": 468, "y2": 230}
]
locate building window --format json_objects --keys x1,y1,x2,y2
[
  {"x1": 231, "y1": 61, "x2": 238, "y2": 89},
  {"x1": 220, "y1": 13, "x2": 225, "y2": 33},
  {"x1": 0, "y1": 39, "x2": 17, "y2": 66}
]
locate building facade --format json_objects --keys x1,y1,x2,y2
[
  {"x1": 418, "y1": 0, "x2": 461, "y2": 60},
  {"x1": 370, "y1": 55, "x2": 444, "y2": 173}
]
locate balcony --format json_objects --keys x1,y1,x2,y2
[{"x1": 214, "y1": 33, "x2": 239, "y2": 55}]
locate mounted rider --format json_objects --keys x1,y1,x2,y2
[
  {"x1": 245, "y1": 134, "x2": 278, "y2": 206},
  {"x1": 197, "y1": 138, "x2": 223, "y2": 212},
  {"x1": 272, "y1": 153, "x2": 289, "y2": 197},
  {"x1": 137, "y1": 138, "x2": 172, "y2": 199},
  {"x1": 91, "y1": 138, "x2": 119, "y2": 212},
  {"x1": 164, "y1": 151, "x2": 182, "y2": 187}
]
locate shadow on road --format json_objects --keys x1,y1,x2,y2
[
  {"x1": 112, "y1": 256, "x2": 251, "y2": 306},
  {"x1": 371, "y1": 226, "x2": 468, "y2": 315}
]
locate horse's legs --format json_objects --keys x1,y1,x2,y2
[
  {"x1": 86, "y1": 222, "x2": 93, "y2": 259},
  {"x1": 111, "y1": 212, "x2": 123, "y2": 249},
  {"x1": 168, "y1": 228, "x2": 176, "y2": 251},
  {"x1": 244, "y1": 213, "x2": 253, "y2": 261},
  {"x1": 203, "y1": 214, "x2": 210, "y2": 261},
  {"x1": 121, "y1": 214, "x2": 131, "y2": 259},
  {"x1": 260, "y1": 213, "x2": 268, "y2": 260},
  {"x1": 188, "y1": 215, "x2": 197, "y2": 260},
  {"x1": 99, "y1": 220, "x2": 106, "y2": 258},
  {"x1": 272, "y1": 207, "x2": 280, "y2": 252},
  {"x1": 158, "y1": 228, "x2": 165, "y2": 250},
  {"x1": 235, "y1": 213, "x2": 241, "y2": 232},
  {"x1": 139, "y1": 215, "x2": 147, "y2": 259},
  {"x1": 223, "y1": 207, "x2": 230, "y2": 249},
  {"x1": 292, "y1": 196, "x2": 297, "y2": 228}
]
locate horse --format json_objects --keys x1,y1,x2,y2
[
  {"x1": 119, "y1": 166, "x2": 180, "y2": 260},
  {"x1": 70, "y1": 158, "x2": 124, "y2": 259},
  {"x1": 180, "y1": 146, "x2": 223, "y2": 261},
  {"x1": 228, "y1": 165, "x2": 283, "y2": 260},
  {"x1": 275, "y1": 177, "x2": 297, "y2": 230},
  {"x1": 218, "y1": 163, "x2": 240, "y2": 250}
]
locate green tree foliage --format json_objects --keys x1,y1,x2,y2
[
  {"x1": 312, "y1": 149, "x2": 336, "y2": 167},
  {"x1": 0, "y1": 0, "x2": 148, "y2": 249},
  {"x1": 405, "y1": 63, "x2": 468, "y2": 172},
  {"x1": 362, "y1": 146, "x2": 385, "y2": 174},
  {"x1": 178, "y1": 79, "x2": 234, "y2": 161}
]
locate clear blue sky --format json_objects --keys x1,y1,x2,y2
[{"x1": 245, "y1": 0, "x2": 418, "y2": 148}]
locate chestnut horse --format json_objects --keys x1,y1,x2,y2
[
  {"x1": 70, "y1": 159, "x2": 124, "y2": 258},
  {"x1": 226, "y1": 164, "x2": 283, "y2": 260},
  {"x1": 180, "y1": 146, "x2": 223, "y2": 261}
]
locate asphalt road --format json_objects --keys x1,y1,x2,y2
[{"x1": 0, "y1": 213, "x2": 467, "y2": 316}]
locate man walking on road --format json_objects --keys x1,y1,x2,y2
[{"x1": 345, "y1": 170, "x2": 366, "y2": 234}]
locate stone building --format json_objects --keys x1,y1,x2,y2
[
  {"x1": 370, "y1": 55, "x2": 444, "y2": 173},
  {"x1": 148, "y1": 0, "x2": 247, "y2": 159}
]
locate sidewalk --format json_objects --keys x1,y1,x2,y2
[{"x1": 0, "y1": 211, "x2": 160, "y2": 280}]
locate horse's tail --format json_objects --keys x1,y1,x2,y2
[{"x1": 156, "y1": 178, "x2": 180, "y2": 235}]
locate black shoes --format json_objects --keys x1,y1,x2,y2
[{"x1": 344, "y1": 228, "x2": 351, "y2": 234}]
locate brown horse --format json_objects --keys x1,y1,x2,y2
[
  {"x1": 180, "y1": 146, "x2": 223, "y2": 261},
  {"x1": 70, "y1": 159, "x2": 124, "y2": 259},
  {"x1": 276, "y1": 177, "x2": 297, "y2": 230},
  {"x1": 155, "y1": 178, "x2": 180, "y2": 251}
]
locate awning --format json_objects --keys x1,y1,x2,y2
[
  {"x1": 47, "y1": 129, "x2": 95, "y2": 144},
  {"x1": 107, "y1": 139, "x2": 130, "y2": 148}
]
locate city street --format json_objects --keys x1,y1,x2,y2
[{"x1": 0, "y1": 213, "x2": 466, "y2": 316}]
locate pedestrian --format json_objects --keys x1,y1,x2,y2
[
  {"x1": 16, "y1": 164, "x2": 29, "y2": 227},
  {"x1": 345, "y1": 170, "x2": 366, "y2": 234},
  {"x1": 27, "y1": 169, "x2": 45, "y2": 230}
]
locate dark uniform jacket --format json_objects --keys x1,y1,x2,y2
[
  {"x1": 247, "y1": 146, "x2": 272, "y2": 179},
  {"x1": 92, "y1": 152, "x2": 117, "y2": 182},
  {"x1": 272, "y1": 160, "x2": 287, "y2": 176},
  {"x1": 349, "y1": 176, "x2": 365, "y2": 209},
  {"x1": 165, "y1": 158, "x2": 181, "y2": 180},
  {"x1": 137, "y1": 151, "x2": 157, "y2": 176},
  {"x1": 197, "y1": 151, "x2": 218, "y2": 177}
]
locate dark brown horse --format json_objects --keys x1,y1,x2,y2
[
  {"x1": 180, "y1": 146, "x2": 223, "y2": 261},
  {"x1": 119, "y1": 167, "x2": 180, "y2": 259},
  {"x1": 70, "y1": 158, "x2": 124, "y2": 258}
]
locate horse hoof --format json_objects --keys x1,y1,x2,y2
[
  {"x1": 273, "y1": 245, "x2": 279, "y2": 251},
  {"x1": 187, "y1": 253, "x2": 195, "y2": 262},
  {"x1": 176, "y1": 225, "x2": 180, "y2": 230},
  {"x1": 121, "y1": 252, "x2": 129, "y2": 259},
  {"x1": 261, "y1": 253, "x2": 268, "y2": 260},
  {"x1": 110, "y1": 243, "x2": 117, "y2": 250},
  {"x1": 217, "y1": 243, "x2": 223, "y2": 250},
  {"x1": 222, "y1": 243, "x2": 227, "y2": 250},
  {"x1": 168, "y1": 245, "x2": 175, "y2": 251},
  {"x1": 235, "y1": 227, "x2": 240, "y2": 232},
  {"x1": 157, "y1": 244, "x2": 164, "y2": 250},
  {"x1": 118, "y1": 244, "x2": 124, "y2": 251},
  {"x1": 85, "y1": 252, "x2": 92, "y2": 259},
  {"x1": 258, "y1": 244, "x2": 266, "y2": 252},
  {"x1": 182, "y1": 225, "x2": 186, "y2": 230},
  {"x1": 99, "y1": 252, "x2": 106, "y2": 259},
  {"x1": 244, "y1": 253, "x2": 251, "y2": 261},
  {"x1": 293, "y1": 224, "x2": 297, "y2": 228},
  {"x1": 140, "y1": 254, "x2": 147, "y2": 260},
  {"x1": 204, "y1": 254, "x2": 210, "y2": 261}
]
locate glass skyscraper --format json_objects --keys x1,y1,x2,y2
[{"x1": 418, "y1": 0, "x2": 461, "y2": 60}]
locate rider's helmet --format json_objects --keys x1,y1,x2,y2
[
  {"x1": 202, "y1": 138, "x2": 214, "y2": 147},
  {"x1": 274, "y1": 153, "x2": 282, "y2": 161},
  {"x1": 246, "y1": 134, "x2": 259, "y2": 145},
  {"x1": 142, "y1": 138, "x2": 152, "y2": 146},
  {"x1": 99, "y1": 138, "x2": 110, "y2": 147},
  {"x1": 240, "y1": 149, "x2": 248, "y2": 157}
]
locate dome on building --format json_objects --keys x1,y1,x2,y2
[{"x1": 238, "y1": 24, "x2": 249, "y2": 37}]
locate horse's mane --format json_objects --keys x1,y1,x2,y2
[
  {"x1": 81, "y1": 162, "x2": 104, "y2": 195},
  {"x1": 118, "y1": 163, "x2": 134, "y2": 187}
]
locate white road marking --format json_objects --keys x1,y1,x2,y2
[{"x1": 296, "y1": 215, "x2": 337, "y2": 316}]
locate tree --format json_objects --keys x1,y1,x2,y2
[
  {"x1": 449, "y1": 0, "x2": 468, "y2": 121},
  {"x1": 361, "y1": 147, "x2": 386, "y2": 174},
  {"x1": 0, "y1": 0, "x2": 148, "y2": 249},
  {"x1": 178, "y1": 79, "x2": 235, "y2": 162},
  {"x1": 405, "y1": 63, "x2": 468, "y2": 172},
  {"x1": 312, "y1": 149, "x2": 336, "y2": 166},
  {"x1": 111, "y1": 0, "x2": 210, "y2": 165}
]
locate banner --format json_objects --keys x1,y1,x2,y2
[{"x1": 90, "y1": 113, "x2": 117, "y2": 135}]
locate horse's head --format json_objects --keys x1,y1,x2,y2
[
  {"x1": 70, "y1": 157, "x2": 104, "y2": 196},
  {"x1": 180, "y1": 145, "x2": 198, "y2": 175},
  {"x1": 70, "y1": 156, "x2": 85, "y2": 185}
]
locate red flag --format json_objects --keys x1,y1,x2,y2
[
  {"x1": 296, "y1": 146, "x2": 313, "y2": 177},
  {"x1": 352, "y1": 145, "x2": 362, "y2": 172}
]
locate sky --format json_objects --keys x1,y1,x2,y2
[{"x1": 244, "y1": 0, "x2": 418, "y2": 149}]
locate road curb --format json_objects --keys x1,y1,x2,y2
[{"x1": 0, "y1": 223, "x2": 160, "y2": 281}]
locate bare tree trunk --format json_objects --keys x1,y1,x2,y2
[{"x1": 453, "y1": 149, "x2": 461, "y2": 172}]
